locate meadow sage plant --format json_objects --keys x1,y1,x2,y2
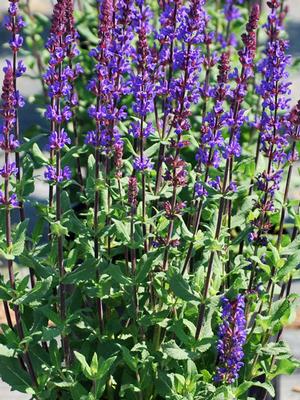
[{"x1": 0, "y1": 0, "x2": 299, "y2": 399}]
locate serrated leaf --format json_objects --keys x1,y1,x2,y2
[
  {"x1": 270, "y1": 358, "x2": 300, "y2": 379},
  {"x1": 168, "y1": 269, "x2": 200, "y2": 303},
  {"x1": 112, "y1": 219, "x2": 130, "y2": 243},
  {"x1": 63, "y1": 259, "x2": 96, "y2": 284},
  {"x1": 12, "y1": 220, "x2": 28, "y2": 256},
  {"x1": 15, "y1": 276, "x2": 53, "y2": 306},
  {"x1": 135, "y1": 251, "x2": 163, "y2": 284},
  {"x1": 105, "y1": 263, "x2": 131, "y2": 285},
  {"x1": 277, "y1": 253, "x2": 299, "y2": 281}
]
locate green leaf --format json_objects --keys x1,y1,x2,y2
[
  {"x1": 112, "y1": 219, "x2": 130, "y2": 243},
  {"x1": 168, "y1": 269, "x2": 200, "y2": 303},
  {"x1": 270, "y1": 358, "x2": 300, "y2": 379},
  {"x1": 0, "y1": 344, "x2": 15, "y2": 357},
  {"x1": 144, "y1": 142, "x2": 160, "y2": 158},
  {"x1": 51, "y1": 221, "x2": 69, "y2": 237},
  {"x1": 63, "y1": 210, "x2": 89, "y2": 236},
  {"x1": 162, "y1": 341, "x2": 190, "y2": 360},
  {"x1": 277, "y1": 253, "x2": 299, "y2": 281},
  {"x1": 94, "y1": 356, "x2": 117, "y2": 397},
  {"x1": 77, "y1": 23, "x2": 99, "y2": 45},
  {"x1": 253, "y1": 382, "x2": 275, "y2": 398},
  {"x1": 15, "y1": 276, "x2": 53, "y2": 306},
  {"x1": 63, "y1": 259, "x2": 97, "y2": 284},
  {"x1": 31, "y1": 143, "x2": 48, "y2": 165},
  {"x1": 74, "y1": 351, "x2": 92, "y2": 380},
  {"x1": 70, "y1": 383, "x2": 88, "y2": 400},
  {"x1": 123, "y1": 137, "x2": 137, "y2": 157},
  {"x1": 12, "y1": 220, "x2": 28, "y2": 256},
  {"x1": 90, "y1": 353, "x2": 99, "y2": 377},
  {"x1": 18, "y1": 155, "x2": 35, "y2": 197},
  {"x1": 0, "y1": 282, "x2": 11, "y2": 301},
  {"x1": 118, "y1": 345, "x2": 137, "y2": 372},
  {"x1": 270, "y1": 299, "x2": 291, "y2": 327},
  {"x1": 268, "y1": 243, "x2": 281, "y2": 268},
  {"x1": 105, "y1": 263, "x2": 131, "y2": 285},
  {"x1": 135, "y1": 251, "x2": 163, "y2": 284},
  {"x1": 236, "y1": 381, "x2": 275, "y2": 397},
  {"x1": 17, "y1": 134, "x2": 47, "y2": 152},
  {"x1": 0, "y1": 356, "x2": 34, "y2": 394}
]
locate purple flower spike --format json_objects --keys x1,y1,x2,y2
[
  {"x1": 215, "y1": 295, "x2": 247, "y2": 384},
  {"x1": 128, "y1": 176, "x2": 138, "y2": 208}
]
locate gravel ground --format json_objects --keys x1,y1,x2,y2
[{"x1": 0, "y1": 0, "x2": 300, "y2": 399}]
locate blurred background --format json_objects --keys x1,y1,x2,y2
[{"x1": 0, "y1": 0, "x2": 299, "y2": 399}]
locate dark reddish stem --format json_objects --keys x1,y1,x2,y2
[
  {"x1": 94, "y1": 94, "x2": 104, "y2": 334},
  {"x1": 11, "y1": 12, "x2": 36, "y2": 288}
]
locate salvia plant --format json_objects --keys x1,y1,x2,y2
[{"x1": 0, "y1": 0, "x2": 299, "y2": 399}]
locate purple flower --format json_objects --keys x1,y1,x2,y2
[
  {"x1": 85, "y1": 128, "x2": 121, "y2": 153},
  {"x1": 3, "y1": 60, "x2": 26, "y2": 78},
  {"x1": 8, "y1": 3, "x2": 18, "y2": 16},
  {"x1": 0, "y1": 162, "x2": 18, "y2": 178},
  {"x1": 215, "y1": 295, "x2": 247, "y2": 384},
  {"x1": 224, "y1": 0, "x2": 242, "y2": 22},
  {"x1": 197, "y1": 53, "x2": 231, "y2": 171},
  {"x1": 129, "y1": 121, "x2": 154, "y2": 139},
  {"x1": 49, "y1": 129, "x2": 71, "y2": 150},
  {"x1": 177, "y1": 0, "x2": 207, "y2": 44},
  {"x1": 209, "y1": 176, "x2": 222, "y2": 191},
  {"x1": 0, "y1": 191, "x2": 19, "y2": 208},
  {"x1": 0, "y1": 133, "x2": 19, "y2": 151},
  {"x1": 250, "y1": 1, "x2": 291, "y2": 243},
  {"x1": 85, "y1": 131, "x2": 99, "y2": 147},
  {"x1": 45, "y1": 105, "x2": 72, "y2": 123},
  {"x1": 9, "y1": 34, "x2": 23, "y2": 53},
  {"x1": 223, "y1": 137, "x2": 241, "y2": 159},
  {"x1": 133, "y1": 156, "x2": 153, "y2": 172},
  {"x1": 195, "y1": 183, "x2": 208, "y2": 198},
  {"x1": 4, "y1": 14, "x2": 25, "y2": 32},
  {"x1": 228, "y1": 181, "x2": 237, "y2": 193},
  {"x1": 196, "y1": 148, "x2": 221, "y2": 169},
  {"x1": 44, "y1": 165, "x2": 72, "y2": 183},
  {"x1": 114, "y1": 141, "x2": 124, "y2": 177}
]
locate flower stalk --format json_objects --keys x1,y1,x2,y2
[{"x1": 0, "y1": 6, "x2": 37, "y2": 384}]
